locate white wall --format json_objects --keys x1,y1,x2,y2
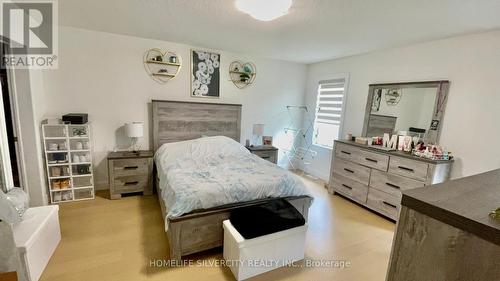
[
  {"x1": 303, "y1": 30, "x2": 500, "y2": 181},
  {"x1": 37, "y1": 27, "x2": 307, "y2": 189}
]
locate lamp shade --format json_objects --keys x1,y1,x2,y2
[
  {"x1": 125, "y1": 122, "x2": 143, "y2": 138},
  {"x1": 252, "y1": 124, "x2": 265, "y2": 135}
]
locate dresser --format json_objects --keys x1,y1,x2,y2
[
  {"x1": 246, "y1": 145, "x2": 278, "y2": 164},
  {"x1": 329, "y1": 140, "x2": 452, "y2": 220},
  {"x1": 107, "y1": 151, "x2": 153, "y2": 199},
  {"x1": 387, "y1": 170, "x2": 500, "y2": 280}
]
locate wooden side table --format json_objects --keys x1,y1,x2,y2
[
  {"x1": 246, "y1": 145, "x2": 278, "y2": 164},
  {"x1": 0, "y1": 272, "x2": 18, "y2": 281},
  {"x1": 107, "y1": 150, "x2": 153, "y2": 199}
]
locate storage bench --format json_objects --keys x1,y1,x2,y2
[
  {"x1": 12, "y1": 205, "x2": 61, "y2": 281},
  {"x1": 222, "y1": 199, "x2": 308, "y2": 281},
  {"x1": 223, "y1": 220, "x2": 307, "y2": 281}
]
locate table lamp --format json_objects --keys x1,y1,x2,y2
[
  {"x1": 125, "y1": 122, "x2": 143, "y2": 153},
  {"x1": 252, "y1": 124, "x2": 265, "y2": 146}
]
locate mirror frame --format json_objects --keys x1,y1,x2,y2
[{"x1": 361, "y1": 80, "x2": 450, "y2": 144}]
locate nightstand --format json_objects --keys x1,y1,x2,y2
[
  {"x1": 246, "y1": 145, "x2": 278, "y2": 164},
  {"x1": 107, "y1": 150, "x2": 153, "y2": 200}
]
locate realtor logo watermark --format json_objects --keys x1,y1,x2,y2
[{"x1": 1, "y1": 0, "x2": 58, "y2": 69}]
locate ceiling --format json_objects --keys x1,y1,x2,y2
[{"x1": 59, "y1": 0, "x2": 500, "y2": 63}]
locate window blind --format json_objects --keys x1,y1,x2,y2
[{"x1": 313, "y1": 78, "x2": 347, "y2": 148}]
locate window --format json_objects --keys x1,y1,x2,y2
[{"x1": 313, "y1": 76, "x2": 348, "y2": 149}]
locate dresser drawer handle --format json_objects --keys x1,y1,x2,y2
[
  {"x1": 340, "y1": 150, "x2": 351, "y2": 155},
  {"x1": 341, "y1": 184, "x2": 352, "y2": 190},
  {"x1": 124, "y1": 166, "x2": 139, "y2": 170},
  {"x1": 365, "y1": 157, "x2": 378, "y2": 163},
  {"x1": 343, "y1": 168, "x2": 354, "y2": 173},
  {"x1": 385, "y1": 182, "x2": 400, "y2": 189},
  {"x1": 382, "y1": 201, "x2": 398, "y2": 209},
  {"x1": 261, "y1": 156, "x2": 270, "y2": 159},
  {"x1": 397, "y1": 166, "x2": 414, "y2": 172},
  {"x1": 124, "y1": 181, "x2": 139, "y2": 186}
]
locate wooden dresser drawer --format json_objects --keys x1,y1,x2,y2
[
  {"x1": 252, "y1": 150, "x2": 277, "y2": 163},
  {"x1": 367, "y1": 188, "x2": 400, "y2": 220},
  {"x1": 330, "y1": 172, "x2": 368, "y2": 204},
  {"x1": 357, "y1": 149, "x2": 389, "y2": 171},
  {"x1": 113, "y1": 175, "x2": 148, "y2": 192},
  {"x1": 370, "y1": 170, "x2": 425, "y2": 198},
  {"x1": 112, "y1": 158, "x2": 149, "y2": 176},
  {"x1": 332, "y1": 158, "x2": 371, "y2": 185},
  {"x1": 389, "y1": 156, "x2": 429, "y2": 181},
  {"x1": 335, "y1": 143, "x2": 361, "y2": 163}
]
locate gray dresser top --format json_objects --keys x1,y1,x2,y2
[
  {"x1": 108, "y1": 150, "x2": 154, "y2": 160},
  {"x1": 335, "y1": 140, "x2": 453, "y2": 164},
  {"x1": 246, "y1": 145, "x2": 278, "y2": 151},
  {"x1": 402, "y1": 169, "x2": 500, "y2": 246}
]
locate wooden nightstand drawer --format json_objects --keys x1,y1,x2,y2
[
  {"x1": 247, "y1": 146, "x2": 278, "y2": 164},
  {"x1": 253, "y1": 150, "x2": 274, "y2": 159},
  {"x1": 113, "y1": 175, "x2": 149, "y2": 193},
  {"x1": 112, "y1": 158, "x2": 149, "y2": 176},
  {"x1": 107, "y1": 150, "x2": 153, "y2": 199}
]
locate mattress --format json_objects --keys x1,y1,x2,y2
[{"x1": 154, "y1": 136, "x2": 310, "y2": 227}]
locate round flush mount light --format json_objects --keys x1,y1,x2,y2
[{"x1": 235, "y1": 0, "x2": 292, "y2": 21}]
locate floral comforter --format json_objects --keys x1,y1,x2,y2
[{"x1": 154, "y1": 136, "x2": 310, "y2": 230}]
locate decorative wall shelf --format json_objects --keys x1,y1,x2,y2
[
  {"x1": 229, "y1": 61, "x2": 256, "y2": 89},
  {"x1": 152, "y1": 73, "x2": 176, "y2": 77},
  {"x1": 144, "y1": 48, "x2": 182, "y2": 84}
]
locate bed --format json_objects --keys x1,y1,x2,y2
[{"x1": 151, "y1": 100, "x2": 313, "y2": 260}]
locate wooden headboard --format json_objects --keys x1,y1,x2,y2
[{"x1": 151, "y1": 100, "x2": 242, "y2": 150}]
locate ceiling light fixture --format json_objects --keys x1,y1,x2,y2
[{"x1": 235, "y1": 0, "x2": 292, "y2": 22}]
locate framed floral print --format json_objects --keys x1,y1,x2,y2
[{"x1": 191, "y1": 50, "x2": 220, "y2": 98}]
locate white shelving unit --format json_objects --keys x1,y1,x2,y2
[{"x1": 42, "y1": 123, "x2": 95, "y2": 203}]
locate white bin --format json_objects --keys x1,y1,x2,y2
[
  {"x1": 223, "y1": 219, "x2": 306, "y2": 281},
  {"x1": 12, "y1": 206, "x2": 61, "y2": 281}
]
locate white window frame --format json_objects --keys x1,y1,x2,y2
[{"x1": 312, "y1": 73, "x2": 350, "y2": 150}]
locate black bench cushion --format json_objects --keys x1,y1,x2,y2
[{"x1": 229, "y1": 199, "x2": 305, "y2": 239}]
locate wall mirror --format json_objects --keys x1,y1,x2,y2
[{"x1": 362, "y1": 80, "x2": 450, "y2": 143}]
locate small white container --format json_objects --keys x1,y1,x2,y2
[{"x1": 223, "y1": 220, "x2": 307, "y2": 281}]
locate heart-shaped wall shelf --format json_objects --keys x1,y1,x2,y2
[
  {"x1": 143, "y1": 48, "x2": 182, "y2": 84},
  {"x1": 229, "y1": 61, "x2": 256, "y2": 89}
]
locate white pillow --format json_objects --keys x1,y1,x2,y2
[{"x1": 0, "y1": 188, "x2": 29, "y2": 223}]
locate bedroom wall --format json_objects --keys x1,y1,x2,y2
[
  {"x1": 302, "y1": 30, "x2": 500, "y2": 181},
  {"x1": 36, "y1": 26, "x2": 307, "y2": 190}
]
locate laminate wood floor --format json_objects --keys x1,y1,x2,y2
[{"x1": 40, "y1": 173, "x2": 395, "y2": 281}]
